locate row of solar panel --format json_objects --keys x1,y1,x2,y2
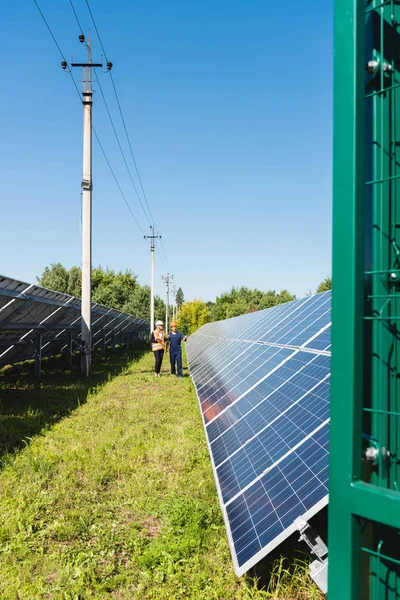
[
  {"x1": 0, "y1": 275, "x2": 149, "y2": 368},
  {"x1": 186, "y1": 291, "x2": 331, "y2": 575}
]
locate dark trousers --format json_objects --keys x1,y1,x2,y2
[
  {"x1": 153, "y1": 349, "x2": 164, "y2": 374},
  {"x1": 170, "y1": 348, "x2": 182, "y2": 376}
]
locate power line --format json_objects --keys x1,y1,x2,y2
[
  {"x1": 69, "y1": 0, "x2": 84, "y2": 35},
  {"x1": 153, "y1": 223, "x2": 170, "y2": 273},
  {"x1": 93, "y1": 130, "x2": 147, "y2": 237},
  {"x1": 85, "y1": 0, "x2": 159, "y2": 228},
  {"x1": 93, "y1": 71, "x2": 153, "y2": 227},
  {"x1": 68, "y1": 75, "x2": 146, "y2": 239},
  {"x1": 33, "y1": 0, "x2": 149, "y2": 240},
  {"x1": 158, "y1": 236, "x2": 171, "y2": 274},
  {"x1": 84, "y1": 0, "x2": 175, "y2": 279},
  {"x1": 33, "y1": 0, "x2": 67, "y2": 61},
  {"x1": 156, "y1": 251, "x2": 168, "y2": 276},
  {"x1": 151, "y1": 225, "x2": 168, "y2": 273}
]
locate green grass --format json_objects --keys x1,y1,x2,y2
[
  {"x1": 0, "y1": 348, "x2": 325, "y2": 599},
  {"x1": 0, "y1": 347, "x2": 146, "y2": 459}
]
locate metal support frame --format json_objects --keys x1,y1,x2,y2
[
  {"x1": 294, "y1": 517, "x2": 328, "y2": 594},
  {"x1": 34, "y1": 333, "x2": 42, "y2": 379},
  {"x1": 1, "y1": 323, "x2": 81, "y2": 331},
  {"x1": 0, "y1": 277, "x2": 148, "y2": 370},
  {"x1": 66, "y1": 333, "x2": 73, "y2": 368},
  {"x1": 329, "y1": 1, "x2": 400, "y2": 598},
  {"x1": 101, "y1": 330, "x2": 106, "y2": 357}
]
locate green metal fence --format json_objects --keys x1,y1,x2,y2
[{"x1": 329, "y1": 0, "x2": 400, "y2": 597}]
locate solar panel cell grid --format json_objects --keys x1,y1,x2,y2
[
  {"x1": 211, "y1": 374, "x2": 330, "y2": 467},
  {"x1": 186, "y1": 291, "x2": 331, "y2": 576}
]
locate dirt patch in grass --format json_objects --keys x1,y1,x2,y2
[{"x1": 141, "y1": 516, "x2": 162, "y2": 538}]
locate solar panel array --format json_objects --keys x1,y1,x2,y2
[
  {"x1": 186, "y1": 291, "x2": 331, "y2": 576},
  {"x1": 0, "y1": 275, "x2": 148, "y2": 368}
]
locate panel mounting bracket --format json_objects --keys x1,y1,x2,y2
[{"x1": 294, "y1": 516, "x2": 328, "y2": 594}]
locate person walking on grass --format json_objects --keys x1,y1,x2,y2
[
  {"x1": 167, "y1": 321, "x2": 188, "y2": 378},
  {"x1": 151, "y1": 320, "x2": 167, "y2": 377}
]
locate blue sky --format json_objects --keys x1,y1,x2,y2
[{"x1": 1, "y1": 0, "x2": 333, "y2": 302}]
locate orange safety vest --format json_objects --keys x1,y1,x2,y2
[{"x1": 152, "y1": 329, "x2": 166, "y2": 351}]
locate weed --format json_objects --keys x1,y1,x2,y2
[{"x1": 0, "y1": 349, "x2": 324, "y2": 599}]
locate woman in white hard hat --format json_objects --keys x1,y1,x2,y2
[{"x1": 151, "y1": 320, "x2": 167, "y2": 377}]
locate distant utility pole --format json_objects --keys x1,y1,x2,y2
[
  {"x1": 63, "y1": 34, "x2": 112, "y2": 376},
  {"x1": 172, "y1": 285, "x2": 177, "y2": 322},
  {"x1": 162, "y1": 273, "x2": 173, "y2": 332},
  {"x1": 144, "y1": 226, "x2": 160, "y2": 335}
]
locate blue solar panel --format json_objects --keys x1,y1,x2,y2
[{"x1": 186, "y1": 291, "x2": 331, "y2": 576}]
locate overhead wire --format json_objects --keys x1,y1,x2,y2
[
  {"x1": 33, "y1": 0, "x2": 174, "y2": 296},
  {"x1": 68, "y1": 0, "x2": 84, "y2": 34},
  {"x1": 84, "y1": 0, "x2": 175, "y2": 280},
  {"x1": 33, "y1": 0, "x2": 67, "y2": 60},
  {"x1": 93, "y1": 72, "x2": 153, "y2": 227},
  {"x1": 32, "y1": 0, "x2": 149, "y2": 242},
  {"x1": 93, "y1": 131, "x2": 147, "y2": 237},
  {"x1": 79, "y1": 0, "x2": 171, "y2": 274},
  {"x1": 64, "y1": 7, "x2": 150, "y2": 225},
  {"x1": 158, "y1": 237, "x2": 171, "y2": 275},
  {"x1": 84, "y1": 0, "x2": 175, "y2": 279},
  {"x1": 156, "y1": 251, "x2": 169, "y2": 276},
  {"x1": 84, "y1": 0, "x2": 156, "y2": 227}
]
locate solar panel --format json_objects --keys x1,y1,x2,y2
[
  {"x1": 0, "y1": 275, "x2": 149, "y2": 368},
  {"x1": 186, "y1": 291, "x2": 331, "y2": 576}
]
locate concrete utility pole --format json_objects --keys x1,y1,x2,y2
[
  {"x1": 172, "y1": 285, "x2": 177, "y2": 322},
  {"x1": 63, "y1": 34, "x2": 112, "y2": 376},
  {"x1": 144, "y1": 226, "x2": 160, "y2": 335},
  {"x1": 162, "y1": 273, "x2": 173, "y2": 332}
]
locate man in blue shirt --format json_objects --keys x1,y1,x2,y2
[{"x1": 167, "y1": 322, "x2": 188, "y2": 377}]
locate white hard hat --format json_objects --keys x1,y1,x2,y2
[{"x1": 155, "y1": 320, "x2": 163, "y2": 326}]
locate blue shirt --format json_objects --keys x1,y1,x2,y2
[{"x1": 168, "y1": 331, "x2": 185, "y2": 351}]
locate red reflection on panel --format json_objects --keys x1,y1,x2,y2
[
  {"x1": 202, "y1": 389, "x2": 237, "y2": 424},
  {"x1": 203, "y1": 398, "x2": 223, "y2": 422}
]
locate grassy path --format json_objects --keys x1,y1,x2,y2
[{"x1": 0, "y1": 350, "x2": 323, "y2": 599}]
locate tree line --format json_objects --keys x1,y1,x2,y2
[
  {"x1": 37, "y1": 263, "x2": 331, "y2": 336},
  {"x1": 37, "y1": 263, "x2": 166, "y2": 322},
  {"x1": 176, "y1": 277, "x2": 332, "y2": 335}
]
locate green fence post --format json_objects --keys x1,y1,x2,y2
[
  {"x1": 329, "y1": 1, "x2": 365, "y2": 597},
  {"x1": 330, "y1": 1, "x2": 400, "y2": 598}
]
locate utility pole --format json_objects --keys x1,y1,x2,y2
[
  {"x1": 63, "y1": 34, "x2": 112, "y2": 376},
  {"x1": 172, "y1": 285, "x2": 177, "y2": 322},
  {"x1": 162, "y1": 273, "x2": 173, "y2": 332},
  {"x1": 144, "y1": 226, "x2": 160, "y2": 335}
]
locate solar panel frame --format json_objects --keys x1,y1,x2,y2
[
  {"x1": 186, "y1": 291, "x2": 331, "y2": 576},
  {"x1": 0, "y1": 275, "x2": 149, "y2": 368}
]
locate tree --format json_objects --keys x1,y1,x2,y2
[
  {"x1": 68, "y1": 266, "x2": 82, "y2": 298},
  {"x1": 37, "y1": 263, "x2": 160, "y2": 317},
  {"x1": 316, "y1": 276, "x2": 332, "y2": 293},
  {"x1": 154, "y1": 295, "x2": 166, "y2": 323},
  {"x1": 175, "y1": 287, "x2": 185, "y2": 309},
  {"x1": 37, "y1": 263, "x2": 70, "y2": 294},
  {"x1": 210, "y1": 286, "x2": 296, "y2": 321},
  {"x1": 177, "y1": 300, "x2": 211, "y2": 335},
  {"x1": 123, "y1": 285, "x2": 165, "y2": 322},
  {"x1": 92, "y1": 269, "x2": 138, "y2": 310}
]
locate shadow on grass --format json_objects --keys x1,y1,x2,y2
[{"x1": 0, "y1": 344, "x2": 148, "y2": 464}]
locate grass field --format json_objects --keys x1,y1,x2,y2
[{"x1": 0, "y1": 347, "x2": 324, "y2": 599}]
